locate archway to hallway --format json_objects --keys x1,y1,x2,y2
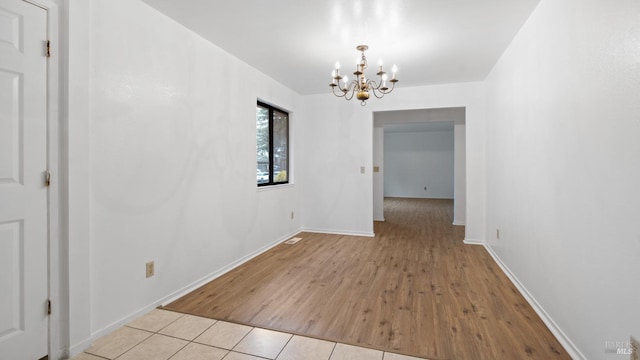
[{"x1": 372, "y1": 107, "x2": 466, "y2": 227}]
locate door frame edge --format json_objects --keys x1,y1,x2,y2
[{"x1": 22, "y1": 0, "x2": 65, "y2": 358}]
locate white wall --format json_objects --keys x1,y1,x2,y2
[
  {"x1": 297, "y1": 99, "x2": 375, "y2": 236},
  {"x1": 484, "y1": 0, "x2": 640, "y2": 358},
  {"x1": 64, "y1": 0, "x2": 92, "y2": 353},
  {"x1": 66, "y1": 0, "x2": 303, "y2": 354},
  {"x1": 453, "y1": 123, "x2": 466, "y2": 225},
  {"x1": 372, "y1": 127, "x2": 384, "y2": 221},
  {"x1": 384, "y1": 130, "x2": 455, "y2": 199},
  {"x1": 301, "y1": 82, "x2": 484, "y2": 241}
]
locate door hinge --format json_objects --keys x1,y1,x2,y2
[
  {"x1": 45, "y1": 170, "x2": 51, "y2": 187},
  {"x1": 47, "y1": 299, "x2": 51, "y2": 315},
  {"x1": 46, "y1": 40, "x2": 51, "y2": 58}
]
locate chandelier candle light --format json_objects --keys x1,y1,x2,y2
[{"x1": 330, "y1": 45, "x2": 398, "y2": 106}]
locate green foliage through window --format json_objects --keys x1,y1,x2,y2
[{"x1": 257, "y1": 102, "x2": 289, "y2": 186}]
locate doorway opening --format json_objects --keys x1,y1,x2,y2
[{"x1": 372, "y1": 107, "x2": 466, "y2": 225}]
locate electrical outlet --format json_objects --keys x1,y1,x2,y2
[
  {"x1": 424, "y1": 186, "x2": 427, "y2": 191},
  {"x1": 631, "y1": 336, "x2": 639, "y2": 360},
  {"x1": 360, "y1": 166, "x2": 365, "y2": 174},
  {"x1": 146, "y1": 261, "x2": 154, "y2": 278},
  {"x1": 496, "y1": 229, "x2": 500, "y2": 239},
  {"x1": 291, "y1": 211, "x2": 294, "y2": 219}
]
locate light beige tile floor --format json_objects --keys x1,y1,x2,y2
[{"x1": 72, "y1": 309, "x2": 429, "y2": 360}]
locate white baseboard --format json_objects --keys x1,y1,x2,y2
[
  {"x1": 385, "y1": 196, "x2": 454, "y2": 200},
  {"x1": 68, "y1": 337, "x2": 94, "y2": 358},
  {"x1": 301, "y1": 227, "x2": 375, "y2": 238},
  {"x1": 76, "y1": 228, "x2": 302, "y2": 357},
  {"x1": 452, "y1": 220, "x2": 466, "y2": 226},
  {"x1": 161, "y1": 228, "x2": 302, "y2": 306},
  {"x1": 463, "y1": 238, "x2": 484, "y2": 245},
  {"x1": 374, "y1": 217, "x2": 385, "y2": 222},
  {"x1": 483, "y1": 244, "x2": 586, "y2": 360}
]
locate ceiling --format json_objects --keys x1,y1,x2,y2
[{"x1": 142, "y1": 0, "x2": 540, "y2": 95}]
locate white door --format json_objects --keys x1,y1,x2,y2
[{"x1": 0, "y1": 0, "x2": 49, "y2": 359}]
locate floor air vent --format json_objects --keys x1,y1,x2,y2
[{"x1": 284, "y1": 237, "x2": 302, "y2": 245}]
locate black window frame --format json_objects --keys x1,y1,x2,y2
[{"x1": 257, "y1": 101, "x2": 289, "y2": 187}]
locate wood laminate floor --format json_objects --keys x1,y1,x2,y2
[{"x1": 163, "y1": 198, "x2": 570, "y2": 360}]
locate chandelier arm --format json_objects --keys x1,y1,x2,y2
[
  {"x1": 344, "y1": 82, "x2": 357, "y2": 101},
  {"x1": 368, "y1": 80, "x2": 388, "y2": 99},
  {"x1": 370, "y1": 80, "x2": 388, "y2": 93},
  {"x1": 378, "y1": 80, "x2": 397, "y2": 95},
  {"x1": 331, "y1": 85, "x2": 347, "y2": 98},
  {"x1": 386, "y1": 81, "x2": 397, "y2": 93},
  {"x1": 370, "y1": 86, "x2": 386, "y2": 99},
  {"x1": 368, "y1": 80, "x2": 382, "y2": 90}
]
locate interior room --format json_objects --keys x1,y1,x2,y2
[{"x1": 1, "y1": 0, "x2": 638, "y2": 359}]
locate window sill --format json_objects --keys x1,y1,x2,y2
[{"x1": 257, "y1": 183, "x2": 295, "y2": 192}]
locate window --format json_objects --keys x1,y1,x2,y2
[{"x1": 256, "y1": 101, "x2": 289, "y2": 186}]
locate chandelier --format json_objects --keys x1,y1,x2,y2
[{"x1": 330, "y1": 45, "x2": 398, "y2": 106}]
